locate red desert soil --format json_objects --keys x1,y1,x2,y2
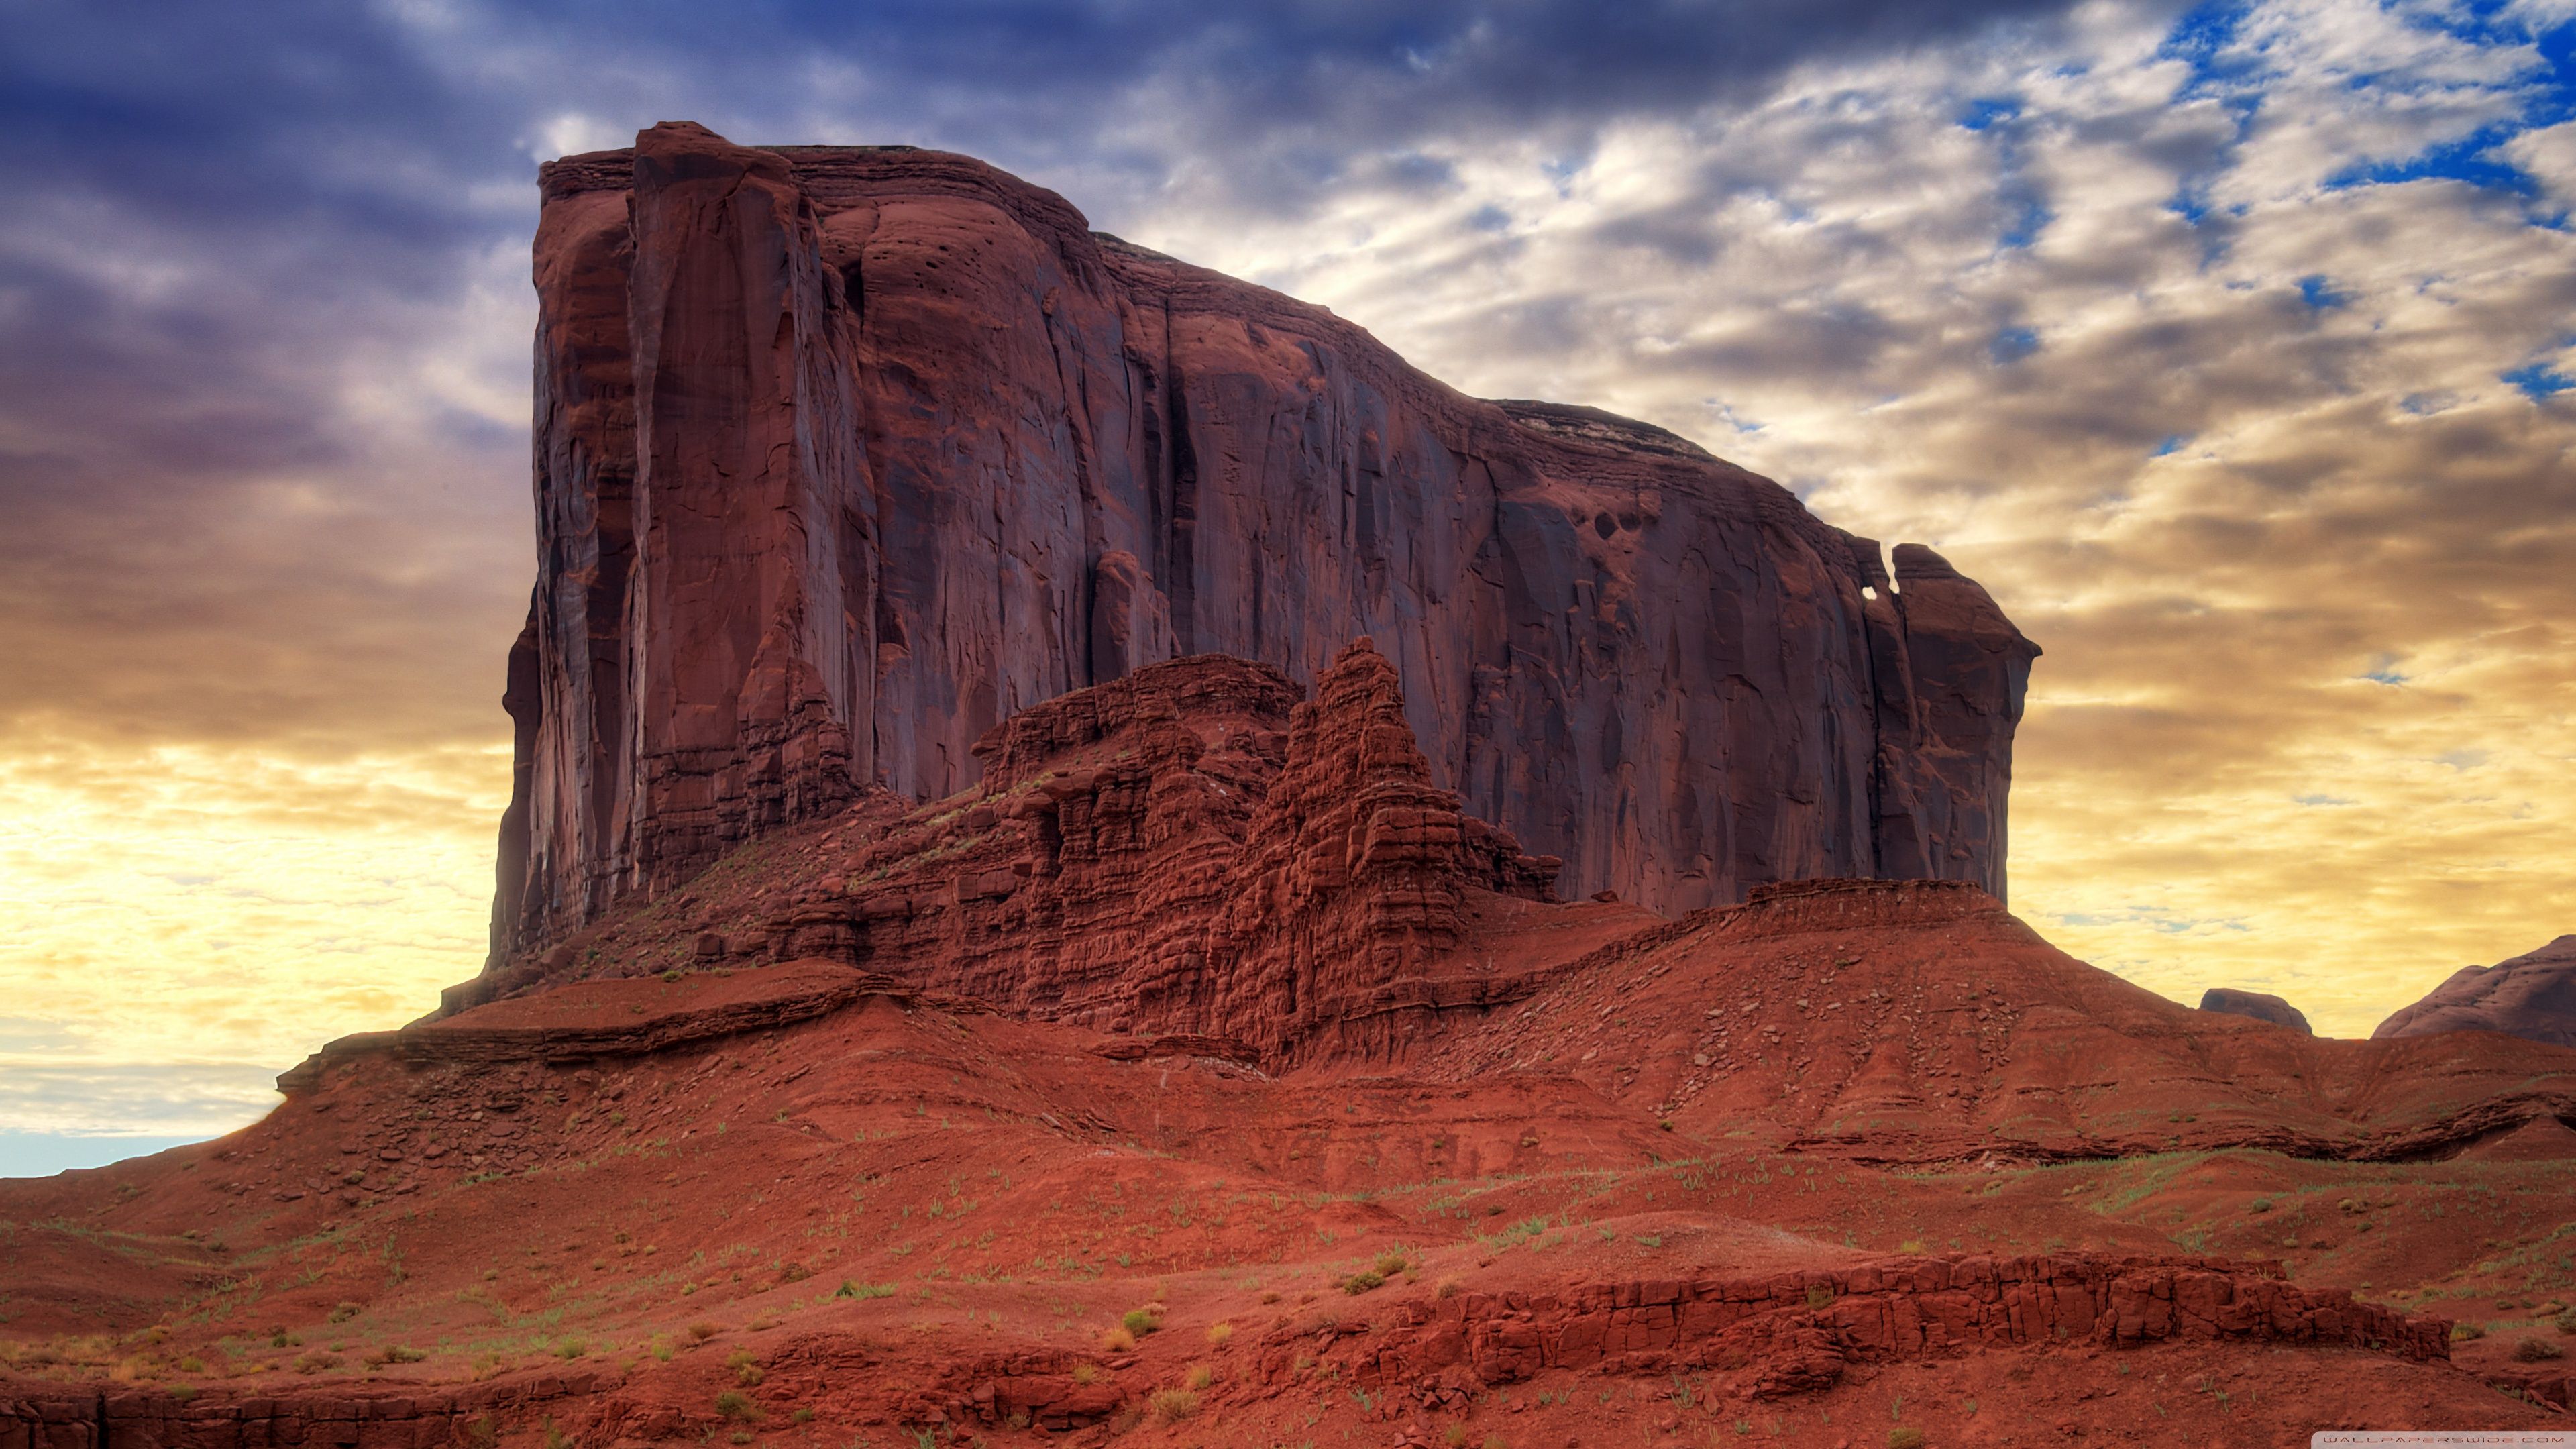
[
  {"x1": 7, "y1": 933, "x2": 2575, "y2": 1446},
  {"x1": 7, "y1": 661, "x2": 2573, "y2": 1446}
]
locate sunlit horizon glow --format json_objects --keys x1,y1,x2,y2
[{"x1": 2, "y1": 0, "x2": 2569, "y2": 1170}]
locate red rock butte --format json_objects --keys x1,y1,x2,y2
[
  {"x1": 13, "y1": 123, "x2": 2576, "y2": 1449},
  {"x1": 492, "y1": 119, "x2": 2037, "y2": 963}
]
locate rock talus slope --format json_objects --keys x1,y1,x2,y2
[{"x1": 495, "y1": 120, "x2": 2038, "y2": 959}]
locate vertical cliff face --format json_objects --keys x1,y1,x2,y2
[{"x1": 494, "y1": 121, "x2": 2039, "y2": 958}]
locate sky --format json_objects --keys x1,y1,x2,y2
[{"x1": 1, "y1": 0, "x2": 2570, "y2": 1174}]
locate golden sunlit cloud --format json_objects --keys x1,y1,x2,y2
[{"x1": 0, "y1": 739, "x2": 508, "y2": 1135}]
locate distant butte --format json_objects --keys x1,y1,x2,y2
[
  {"x1": 490, "y1": 119, "x2": 2037, "y2": 968},
  {"x1": 2199, "y1": 987, "x2": 2313, "y2": 1035},
  {"x1": 2377, "y1": 935, "x2": 2576, "y2": 1048}
]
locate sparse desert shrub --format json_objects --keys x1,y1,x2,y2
[
  {"x1": 1259, "y1": 1289, "x2": 1281, "y2": 1305},
  {"x1": 2556, "y1": 1309, "x2": 2576, "y2": 1336},
  {"x1": 364, "y1": 1345, "x2": 428, "y2": 1367},
  {"x1": 1481, "y1": 1436, "x2": 1507, "y2": 1449},
  {"x1": 725, "y1": 1349, "x2": 764, "y2": 1386},
  {"x1": 1436, "y1": 1277, "x2": 1460, "y2": 1300},
  {"x1": 1071, "y1": 1362, "x2": 1099, "y2": 1385},
  {"x1": 1445, "y1": 1426, "x2": 1469, "y2": 1448},
  {"x1": 2247, "y1": 1198, "x2": 2272, "y2": 1214},
  {"x1": 1184, "y1": 1364, "x2": 1214, "y2": 1391},
  {"x1": 790, "y1": 1407, "x2": 816, "y2": 1424},
  {"x1": 328, "y1": 1303, "x2": 362, "y2": 1324},
  {"x1": 1806, "y1": 1283, "x2": 1835, "y2": 1309},
  {"x1": 2452, "y1": 1324, "x2": 2485, "y2": 1342},
  {"x1": 2514, "y1": 1336, "x2": 2566, "y2": 1362},
  {"x1": 464, "y1": 1416, "x2": 496, "y2": 1449},
  {"x1": 1888, "y1": 1429, "x2": 1927, "y2": 1449},
  {"x1": 1658, "y1": 1120, "x2": 1674, "y2": 1132},
  {"x1": 713, "y1": 1390, "x2": 761, "y2": 1422},
  {"x1": 175, "y1": 1356, "x2": 205, "y2": 1373},
  {"x1": 1205, "y1": 1321, "x2": 1233, "y2": 1348},
  {"x1": 688, "y1": 1322, "x2": 721, "y2": 1342},
  {"x1": 1147, "y1": 1388, "x2": 1199, "y2": 1423},
  {"x1": 1121, "y1": 1307, "x2": 1159, "y2": 1336},
  {"x1": 553, "y1": 1338, "x2": 588, "y2": 1360},
  {"x1": 835, "y1": 1280, "x2": 894, "y2": 1300},
  {"x1": 1374, "y1": 1252, "x2": 1408, "y2": 1277},
  {"x1": 1897, "y1": 1240, "x2": 1927, "y2": 1254},
  {"x1": 1341, "y1": 1270, "x2": 1385, "y2": 1295},
  {"x1": 1099, "y1": 1327, "x2": 1135, "y2": 1352}
]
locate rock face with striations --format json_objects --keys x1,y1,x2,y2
[
  {"x1": 2375, "y1": 936, "x2": 2576, "y2": 1049},
  {"x1": 472, "y1": 641, "x2": 1601, "y2": 1065},
  {"x1": 492, "y1": 120, "x2": 2039, "y2": 959}
]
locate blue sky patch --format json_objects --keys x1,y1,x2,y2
[
  {"x1": 1959, "y1": 96, "x2": 2021, "y2": 130},
  {"x1": 2503, "y1": 362, "x2": 2573, "y2": 399},
  {"x1": 1990, "y1": 327, "x2": 2041, "y2": 364}
]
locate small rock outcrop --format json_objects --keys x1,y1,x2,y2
[
  {"x1": 2200, "y1": 987, "x2": 2313, "y2": 1034},
  {"x1": 2375, "y1": 936, "x2": 2576, "y2": 1048},
  {"x1": 492, "y1": 120, "x2": 2039, "y2": 961}
]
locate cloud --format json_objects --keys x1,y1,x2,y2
[{"x1": 0, "y1": 1063, "x2": 282, "y2": 1139}]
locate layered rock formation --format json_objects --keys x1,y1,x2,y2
[
  {"x1": 468, "y1": 642, "x2": 1629, "y2": 1065},
  {"x1": 2199, "y1": 987, "x2": 2312, "y2": 1034},
  {"x1": 493, "y1": 119, "x2": 2038, "y2": 959},
  {"x1": 2375, "y1": 935, "x2": 2576, "y2": 1048}
]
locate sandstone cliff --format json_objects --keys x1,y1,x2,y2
[{"x1": 494, "y1": 120, "x2": 2038, "y2": 957}]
